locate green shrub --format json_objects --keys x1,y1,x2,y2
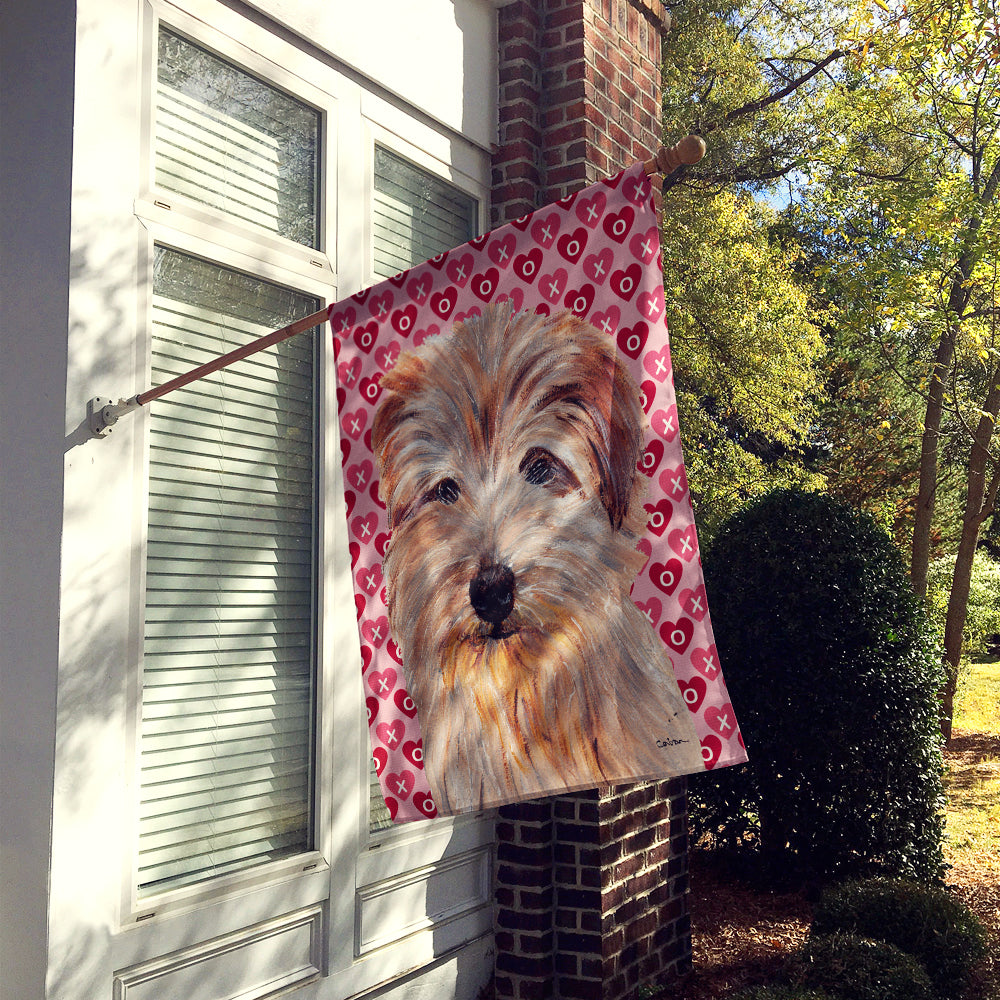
[
  {"x1": 732, "y1": 987, "x2": 838, "y2": 1000},
  {"x1": 790, "y1": 933, "x2": 934, "y2": 1000},
  {"x1": 691, "y1": 489, "x2": 946, "y2": 882},
  {"x1": 927, "y1": 550, "x2": 1000, "y2": 659},
  {"x1": 811, "y1": 878, "x2": 988, "y2": 999}
]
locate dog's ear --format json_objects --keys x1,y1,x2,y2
[{"x1": 600, "y1": 360, "x2": 643, "y2": 529}]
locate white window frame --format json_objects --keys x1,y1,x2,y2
[{"x1": 110, "y1": 0, "x2": 496, "y2": 992}]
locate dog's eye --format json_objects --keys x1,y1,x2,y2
[
  {"x1": 434, "y1": 478, "x2": 461, "y2": 504},
  {"x1": 520, "y1": 450, "x2": 556, "y2": 486}
]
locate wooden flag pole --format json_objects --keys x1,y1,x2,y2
[
  {"x1": 88, "y1": 137, "x2": 706, "y2": 437},
  {"x1": 643, "y1": 134, "x2": 706, "y2": 176}
]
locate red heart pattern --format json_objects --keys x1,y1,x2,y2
[{"x1": 329, "y1": 161, "x2": 745, "y2": 822}]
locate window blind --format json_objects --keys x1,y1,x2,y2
[
  {"x1": 138, "y1": 247, "x2": 319, "y2": 895},
  {"x1": 155, "y1": 27, "x2": 320, "y2": 248},
  {"x1": 368, "y1": 148, "x2": 477, "y2": 831}
]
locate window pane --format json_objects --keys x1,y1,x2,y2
[
  {"x1": 138, "y1": 246, "x2": 318, "y2": 895},
  {"x1": 368, "y1": 149, "x2": 477, "y2": 832},
  {"x1": 373, "y1": 146, "x2": 477, "y2": 278},
  {"x1": 156, "y1": 28, "x2": 320, "y2": 248}
]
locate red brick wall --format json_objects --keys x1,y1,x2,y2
[
  {"x1": 490, "y1": 5, "x2": 691, "y2": 998},
  {"x1": 492, "y1": 0, "x2": 669, "y2": 226}
]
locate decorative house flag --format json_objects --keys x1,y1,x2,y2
[{"x1": 332, "y1": 160, "x2": 747, "y2": 821}]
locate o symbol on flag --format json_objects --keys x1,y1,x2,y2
[
  {"x1": 479, "y1": 277, "x2": 493, "y2": 296},
  {"x1": 398, "y1": 313, "x2": 412, "y2": 332},
  {"x1": 649, "y1": 511, "x2": 665, "y2": 530},
  {"x1": 613, "y1": 217, "x2": 628, "y2": 237},
  {"x1": 572, "y1": 294, "x2": 588, "y2": 313},
  {"x1": 619, "y1": 275, "x2": 635, "y2": 295},
  {"x1": 683, "y1": 685, "x2": 700, "y2": 706},
  {"x1": 411, "y1": 745, "x2": 423, "y2": 763},
  {"x1": 566, "y1": 238, "x2": 581, "y2": 258},
  {"x1": 359, "y1": 329, "x2": 373, "y2": 348},
  {"x1": 626, "y1": 332, "x2": 641, "y2": 353},
  {"x1": 671, "y1": 627, "x2": 687, "y2": 648},
  {"x1": 419, "y1": 796, "x2": 436, "y2": 815},
  {"x1": 659, "y1": 567, "x2": 676, "y2": 590},
  {"x1": 641, "y1": 450, "x2": 656, "y2": 470},
  {"x1": 524, "y1": 260, "x2": 536, "y2": 277},
  {"x1": 364, "y1": 382, "x2": 378, "y2": 401},
  {"x1": 401, "y1": 695, "x2": 415, "y2": 713},
  {"x1": 701, "y1": 744, "x2": 715, "y2": 763}
]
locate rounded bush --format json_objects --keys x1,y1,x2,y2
[
  {"x1": 691, "y1": 489, "x2": 946, "y2": 882},
  {"x1": 733, "y1": 987, "x2": 838, "y2": 1000},
  {"x1": 792, "y1": 933, "x2": 934, "y2": 1000},
  {"x1": 812, "y1": 878, "x2": 987, "y2": 998}
]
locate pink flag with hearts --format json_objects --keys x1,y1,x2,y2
[{"x1": 333, "y1": 160, "x2": 747, "y2": 821}]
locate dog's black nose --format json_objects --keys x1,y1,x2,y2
[{"x1": 470, "y1": 564, "x2": 515, "y2": 625}]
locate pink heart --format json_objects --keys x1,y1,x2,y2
[
  {"x1": 557, "y1": 227, "x2": 589, "y2": 263},
  {"x1": 659, "y1": 464, "x2": 688, "y2": 499},
  {"x1": 634, "y1": 595, "x2": 662, "y2": 627},
  {"x1": 430, "y1": 287, "x2": 456, "y2": 320},
  {"x1": 488, "y1": 233, "x2": 517, "y2": 267},
  {"x1": 413, "y1": 323, "x2": 440, "y2": 347},
  {"x1": 359, "y1": 373, "x2": 383, "y2": 406},
  {"x1": 691, "y1": 645, "x2": 720, "y2": 680},
  {"x1": 530, "y1": 212, "x2": 560, "y2": 247},
  {"x1": 366, "y1": 696, "x2": 379, "y2": 725},
  {"x1": 643, "y1": 345, "x2": 672, "y2": 382},
  {"x1": 539, "y1": 267, "x2": 568, "y2": 303},
  {"x1": 623, "y1": 173, "x2": 652, "y2": 204},
  {"x1": 513, "y1": 248, "x2": 543, "y2": 284},
  {"x1": 446, "y1": 252, "x2": 474, "y2": 286},
  {"x1": 705, "y1": 703, "x2": 737, "y2": 739},
  {"x1": 356, "y1": 561, "x2": 383, "y2": 597},
  {"x1": 376, "y1": 720, "x2": 405, "y2": 750},
  {"x1": 680, "y1": 585, "x2": 708, "y2": 622},
  {"x1": 495, "y1": 287, "x2": 524, "y2": 313},
  {"x1": 591, "y1": 304, "x2": 620, "y2": 336},
  {"x1": 639, "y1": 380, "x2": 656, "y2": 415},
  {"x1": 337, "y1": 356, "x2": 362, "y2": 389},
  {"x1": 351, "y1": 512, "x2": 378, "y2": 544},
  {"x1": 629, "y1": 226, "x2": 660, "y2": 263},
  {"x1": 583, "y1": 247, "x2": 614, "y2": 284},
  {"x1": 372, "y1": 746, "x2": 387, "y2": 775},
  {"x1": 353, "y1": 322, "x2": 378, "y2": 353},
  {"x1": 575, "y1": 190, "x2": 607, "y2": 227},
  {"x1": 637, "y1": 289, "x2": 665, "y2": 322},
  {"x1": 375, "y1": 342, "x2": 400, "y2": 371},
  {"x1": 390, "y1": 304, "x2": 417, "y2": 337},
  {"x1": 329, "y1": 306, "x2": 357, "y2": 335},
  {"x1": 565, "y1": 283, "x2": 595, "y2": 317},
  {"x1": 361, "y1": 615, "x2": 391, "y2": 649},
  {"x1": 345, "y1": 459, "x2": 373, "y2": 493},
  {"x1": 636, "y1": 538, "x2": 652, "y2": 572},
  {"x1": 668, "y1": 525, "x2": 698, "y2": 562},
  {"x1": 471, "y1": 267, "x2": 500, "y2": 301},
  {"x1": 385, "y1": 768, "x2": 414, "y2": 798},
  {"x1": 387, "y1": 639, "x2": 403, "y2": 665},
  {"x1": 407, "y1": 274, "x2": 432, "y2": 303},
  {"x1": 367, "y1": 667, "x2": 397, "y2": 699},
  {"x1": 368, "y1": 290, "x2": 393, "y2": 320},
  {"x1": 652, "y1": 405, "x2": 679, "y2": 442}
]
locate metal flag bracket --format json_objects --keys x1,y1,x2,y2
[{"x1": 86, "y1": 136, "x2": 705, "y2": 439}]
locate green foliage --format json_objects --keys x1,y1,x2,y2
[
  {"x1": 790, "y1": 934, "x2": 934, "y2": 1000},
  {"x1": 927, "y1": 550, "x2": 1000, "y2": 659},
  {"x1": 732, "y1": 987, "x2": 837, "y2": 1000},
  {"x1": 811, "y1": 878, "x2": 988, "y2": 999},
  {"x1": 691, "y1": 489, "x2": 947, "y2": 882}
]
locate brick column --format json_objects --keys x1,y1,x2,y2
[{"x1": 491, "y1": 4, "x2": 692, "y2": 998}]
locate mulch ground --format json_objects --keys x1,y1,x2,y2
[{"x1": 664, "y1": 733, "x2": 1000, "y2": 1000}]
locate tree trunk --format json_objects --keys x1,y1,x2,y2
[
  {"x1": 910, "y1": 328, "x2": 956, "y2": 598},
  {"x1": 940, "y1": 374, "x2": 1000, "y2": 740}
]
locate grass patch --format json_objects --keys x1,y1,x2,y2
[{"x1": 945, "y1": 658, "x2": 1000, "y2": 871}]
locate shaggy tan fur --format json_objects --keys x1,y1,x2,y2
[{"x1": 372, "y1": 304, "x2": 702, "y2": 813}]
